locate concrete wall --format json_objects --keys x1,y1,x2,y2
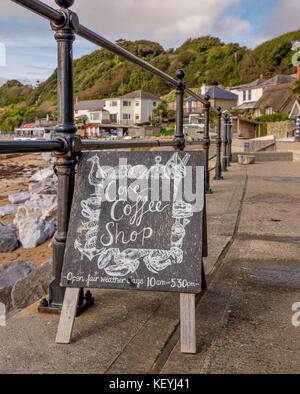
[
  {"x1": 127, "y1": 127, "x2": 154, "y2": 137},
  {"x1": 232, "y1": 151, "x2": 293, "y2": 162},
  {"x1": 267, "y1": 121, "x2": 296, "y2": 139}
]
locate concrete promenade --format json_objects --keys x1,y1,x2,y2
[{"x1": 0, "y1": 160, "x2": 299, "y2": 373}]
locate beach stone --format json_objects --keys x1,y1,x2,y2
[
  {"x1": 0, "y1": 222, "x2": 18, "y2": 252},
  {"x1": 15, "y1": 201, "x2": 58, "y2": 224},
  {"x1": 18, "y1": 218, "x2": 55, "y2": 248},
  {"x1": 0, "y1": 204, "x2": 18, "y2": 217},
  {"x1": 29, "y1": 194, "x2": 57, "y2": 204},
  {"x1": 30, "y1": 167, "x2": 54, "y2": 182},
  {"x1": 34, "y1": 185, "x2": 57, "y2": 195},
  {"x1": 0, "y1": 259, "x2": 35, "y2": 312},
  {"x1": 12, "y1": 259, "x2": 52, "y2": 310},
  {"x1": 29, "y1": 179, "x2": 57, "y2": 193},
  {"x1": 8, "y1": 191, "x2": 30, "y2": 204}
]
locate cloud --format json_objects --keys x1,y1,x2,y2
[
  {"x1": 71, "y1": 0, "x2": 250, "y2": 47},
  {"x1": 1, "y1": 0, "x2": 251, "y2": 83},
  {"x1": 2, "y1": 0, "x2": 250, "y2": 48},
  {"x1": 251, "y1": 0, "x2": 300, "y2": 48}
]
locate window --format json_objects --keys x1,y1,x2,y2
[
  {"x1": 266, "y1": 107, "x2": 273, "y2": 115},
  {"x1": 90, "y1": 112, "x2": 100, "y2": 121},
  {"x1": 135, "y1": 102, "x2": 140, "y2": 106},
  {"x1": 123, "y1": 114, "x2": 131, "y2": 120},
  {"x1": 110, "y1": 101, "x2": 117, "y2": 107},
  {"x1": 243, "y1": 91, "x2": 246, "y2": 101},
  {"x1": 248, "y1": 90, "x2": 252, "y2": 101},
  {"x1": 135, "y1": 114, "x2": 140, "y2": 120},
  {"x1": 254, "y1": 109, "x2": 261, "y2": 117},
  {"x1": 110, "y1": 114, "x2": 117, "y2": 122},
  {"x1": 123, "y1": 101, "x2": 131, "y2": 107},
  {"x1": 153, "y1": 102, "x2": 157, "y2": 107}
]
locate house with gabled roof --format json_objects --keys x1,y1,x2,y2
[
  {"x1": 74, "y1": 99, "x2": 109, "y2": 123},
  {"x1": 184, "y1": 85, "x2": 238, "y2": 115},
  {"x1": 252, "y1": 83, "x2": 295, "y2": 117},
  {"x1": 103, "y1": 90, "x2": 161, "y2": 125},
  {"x1": 74, "y1": 90, "x2": 161, "y2": 126},
  {"x1": 230, "y1": 73, "x2": 297, "y2": 112}
]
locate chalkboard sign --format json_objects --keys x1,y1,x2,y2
[{"x1": 61, "y1": 151, "x2": 205, "y2": 294}]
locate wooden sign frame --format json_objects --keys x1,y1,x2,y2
[{"x1": 56, "y1": 151, "x2": 208, "y2": 353}]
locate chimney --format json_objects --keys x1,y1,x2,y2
[
  {"x1": 260, "y1": 74, "x2": 264, "y2": 79},
  {"x1": 201, "y1": 83, "x2": 208, "y2": 96},
  {"x1": 297, "y1": 67, "x2": 300, "y2": 80}
]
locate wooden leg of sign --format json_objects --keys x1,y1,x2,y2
[
  {"x1": 201, "y1": 259, "x2": 207, "y2": 291},
  {"x1": 56, "y1": 287, "x2": 80, "y2": 344},
  {"x1": 180, "y1": 293, "x2": 196, "y2": 354}
]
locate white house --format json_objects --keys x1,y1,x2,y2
[
  {"x1": 103, "y1": 90, "x2": 161, "y2": 125},
  {"x1": 74, "y1": 90, "x2": 161, "y2": 126},
  {"x1": 74, "y1": 99, "x2": 110, "y2": 123}
]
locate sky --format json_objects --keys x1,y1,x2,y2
[{"x1": 0, "y1": 0, "x2": 299, "y2": 86}]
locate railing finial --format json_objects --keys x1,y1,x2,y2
[
  {"x1": 176, "y1": 69, "x2": 185, "y2": 80},
  {"x1": 55, "y1": 0, "x2": 74, "y2": 8}
]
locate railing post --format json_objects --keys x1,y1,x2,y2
[
  {"x1": 214, "y1": 106, "x2": 223, "y2": 180},
  {"x1": 226, "y1": 115, "x2": 231, "y2": 167},
  {"x1": 228, "y1": 115, "x2": 232, "y2": 164},
  {"x1": 222, "y1": 114, "x2": 229, "y2": 172},
  {"x1": 203, "y1": 94, "x2": 212, "y2": 193},
  {"x1": 175, "y1": 69, "x2": 185, "y2": 150},
  {"x1": 39, "y1": 0, "x2": 93, "y2": 314}
]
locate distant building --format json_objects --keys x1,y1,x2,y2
[
  {"x1": 231, "y1": 117, "x2": 261, "y2": 139},
  {"x1": 230, "y1": 74, "x2": 297, "y2": 112},
  {"x1": 252, "y1": 83, "x2": 295, "y2": 117},
  {"x1": 74, "y1": 99, "x2": 110, "y2": 123},
  {"x1": 183, "y1": 85, "x2": 238, "y2": 116},
  {"x1": 103, "y1": 90, "x2": 161, "y2": 125},
  {"x1": 74, "y1": 90, "x2": 161, "y2": 126},
  {"x1": 14, "y1": 126, "x2": 55, "y2": 140}
]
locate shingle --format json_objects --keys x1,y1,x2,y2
[
  {"x1": 74, "y1": 100, "x2": 105, "y2": 111},
  {"x1": 185, "y1": 86, "x2": 238, "y2": 102},
  {"x1": 121, "y1": 90, "x2": 161, "y2": 101}
]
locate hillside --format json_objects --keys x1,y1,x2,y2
[{"x1": 1, "y1": 30, "x2": 300, "y2": 130}]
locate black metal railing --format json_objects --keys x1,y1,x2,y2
[{"x1": 2, "y1": 0, "x2": 232, "y2": 313}]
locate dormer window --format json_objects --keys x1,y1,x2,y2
[{"x1": 266, "y1": 107, "x2": 273, "y2": 115}]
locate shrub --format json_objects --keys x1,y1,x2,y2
[{"x1": 253, "y1": 113, "x2": 290, "y2": 122}]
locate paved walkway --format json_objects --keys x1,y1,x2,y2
[{"x1": 0, "y1": 160, "x2": 300, "y2": 373}]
